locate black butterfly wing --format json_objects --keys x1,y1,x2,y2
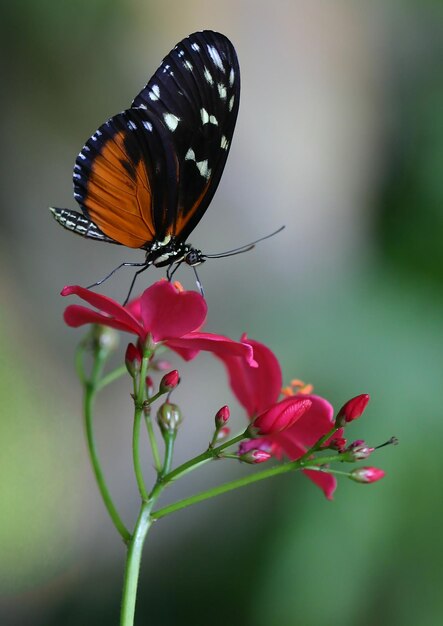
[
  {"x1": 131, "y1": 30, "x2": 240, "y2": 244},
  {"x1": 51, "y1": 31, "x2": 240, "y2": 249}
]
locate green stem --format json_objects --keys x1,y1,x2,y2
[
  {"x1": 133, "y1": 405, "x2": 149, "y2": 500},
  {"x1": 163, "y1": 432, "x2": 246, "y2": 484},
  {"x1": 152, "y1": 453, "x2": 344, "y2": 520},
  {"x1": 160, "y1": 432, "x2": 176, "y2": 478},
  {"x1": 83, "y1": 349, "x2": 130, "y2": 542},
  {"x1": 120, "y1": 500, "x2": 153, "y2": 626},
  {"x1": 143, "y1": 406, "x2": 162, "y2": 472},
  {"x1": 96, "y1": 364, "x2": 128, "y2": 391},
  {"x1": 132, "y1": 355, "x2": 151, "y2": 500},
  {"x1": 301, "y1": 426, "x2": 340, "y2": 461}
]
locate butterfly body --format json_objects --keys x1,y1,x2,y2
[{"x1": 51, "y1": 30, "x2": 240, "y2": 276}]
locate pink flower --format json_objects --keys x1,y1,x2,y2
[
  {"x1": 219, "y1": 336, "x2": 343, "y2": 499},
  {"x1": 62, "y1": 281, "x2": 256, "y2": 366}
]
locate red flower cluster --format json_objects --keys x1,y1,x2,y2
[
  {"x1": 63, "y1": 280, "x2": 378, "y2": 499},
  {"x1": 218, "y1": 336, "x2": 343, "y2": 499}
]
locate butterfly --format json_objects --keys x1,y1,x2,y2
[{"x1": 50, "y1": 30, "x2": 244, "y2": 296}]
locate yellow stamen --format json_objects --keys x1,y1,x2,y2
[{"x1": 173, "y1": 281, "x2": 184, "y2": 292}]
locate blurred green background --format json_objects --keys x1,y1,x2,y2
[{"x1": 1, "y1": 1, "x2": 442, "y2": 625}]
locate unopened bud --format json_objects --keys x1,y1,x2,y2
[
  {"x1": 90, "y1": 325, "x2": 119, "y2": 354},
  {"x1": 350, "y1": 466, "x2": 385, "y2": 484},
  {"x1": 329, "y1": 437, "x2": 347, "y2": 452},
  {"x1": 214, "y1": 426, "x2": 231, "y2": 442},
  {"x1": 151, "y1": 359, "x2": 173, "y2": 372},
  {"x1": 215, "y1": 405, "x2": 230, "y2": 428},
  {"x1": 159, "y1": 370, "x2": 180, "y2": 393},
  {"x1": 125, "y1": 343, "x2": 142, "y2": 377},
  {"x1": 347, "y1": 443, "x2": 375, "y2": 461},
  {"x1": 239, "y1": 449, "x2": 272, "y2": 464},
  {"x1": 157, "y1": 402, "x2": 182, "y2": 435},
  {"x1": 336, "y1": 394, "x2": 370, "y2": 427}
]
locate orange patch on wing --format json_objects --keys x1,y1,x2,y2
[
  {"x1": 174, "y1": 181, "x2": 210, "y2": 236},
  {"x1": 85, "y1": 131, "x2": 155, "y2": 248}
]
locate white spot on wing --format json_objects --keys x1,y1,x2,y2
[
  {"x1": 185, "y1": 148, "x2": 196, "y2": 161},
  {"x1": 218, "y1": 83, "x2": 227, "y2": 99},
  {"x1": 149, "y1": 84, "x2": 160, "y2": 101},
  {"x1": 229, "y1": 68, "x2": 235, "y2": 86},
  {"x1": 184, "y1": 60, "x2": 193, "y2": 71},
  {"x1": 163, "y1": 113, "x2": 180, "y2": 131},
  {"x1": 200, "y1": 108, "x2": 218, "y2": 126},
  {"x1": 204, "y1": 67, "x2": 213, "y2": 85},
  {"x1": 191, "y1": 42, "x2": 200, "y2": 52},
  {"x1": 220, "y1": 135, "x2": 229, "y2": 150},
  {"x1": 127, "y1": 120, "x2": 137, "y2": 130},
  {"x1": 200, "y1": 107, "x2": 209, "y2": 125},
  {"x1": 229, "y1": 95, "x2": 235, "y2": 111},
  {"x1": 207, "y1": 45, "x2": 224, "y2": 71},
  {"x1": 196, "y1": 159, "x2": 211, "y2": 180},
  {"x1": 143, "y1": 121, "x2": 153, "y2": 131}
]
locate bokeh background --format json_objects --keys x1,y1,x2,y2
[{"x1": 1, "y1": 1, "x2": 443, "y2": 624}]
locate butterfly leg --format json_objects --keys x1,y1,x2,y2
[
  {"x1": 87, "y1": 262, "x2": 147, "y2": 289},
  {"x1": 166, "y1": 261, "x2": 183, "y2": 282},
  {"x1": 122, "y1": 263, "x2": 151, "y2": 306}
]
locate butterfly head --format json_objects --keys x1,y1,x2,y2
[{"x1": 184, "y1": 247, "x2": 205, "y2": 267}]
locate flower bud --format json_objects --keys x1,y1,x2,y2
[
  {"x1": 214, "y1": 426, "x2": 231, "y2": 442},
  {"x1": 239, "y1": 449, "x2": 272, "y2": 464},
  {"x1": 90, "y1": 325, "x2": 119, "y2": 354},
  {"x1": 347, "y1": 443, "x2": 375, "y2": 461},
  {"x1": 251, "y1": 397, "x2": 312, "y2": 436},
  {"x1": 125, "y1": 343, "x2": 142, "y2": 377},
  {"x1": 336, "y1": 394, "x2": 370, "y2": 426},
  {"x1": 329, "y1": 437, "x2": 347, "y2": 452},
  {"x1": 350, "y1": 467, "x2": 385, "y2": 484},
  {"x1": 151, "y1": 359, "x2": 173, "y2": 371},
  {"x1": 215, "y1": 405, "x2": 230, "y2": 428},
  {"x1": 157, "y1": 402, "x2": 182, "y2": 435},
  {"x1": 159, "y1": 370, "x2": 180, "y2": 393}
]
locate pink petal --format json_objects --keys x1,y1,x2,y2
[
  {"x1": 303, "y1": 469, "x2": 337, "y2": 500},
  {"x1": 253, "y1": 397, "x2": 312, "y2": 435},
  {"x1": 140, "y1": 281, "x2": 207, "y2": 341},
  {"x1": 61, "y1": 285, "x2": 142, "y2": 332},
  {"x1": 167, "y1": 333, "x2": 257, "y2": 366},
  {"x1": 63, "y1": 305, "x2": 143, "y2": 335},
  {"x1": 277, "y1": 395, "x2": 335, "y2": 450},
  {"x1": 218, "y1": 336, "x2": 282, "y2": 417}
]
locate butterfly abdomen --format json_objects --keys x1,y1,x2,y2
[{"x1": 49, "y1": 207, "x2": 119, "y2": 244}]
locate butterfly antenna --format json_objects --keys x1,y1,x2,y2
[
  {"x1": 203, "y1": 225, "x2": 285, "y2": 259},
  {"x1": 87, "y1": 261, "x2": 147, "y2": 289}
]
